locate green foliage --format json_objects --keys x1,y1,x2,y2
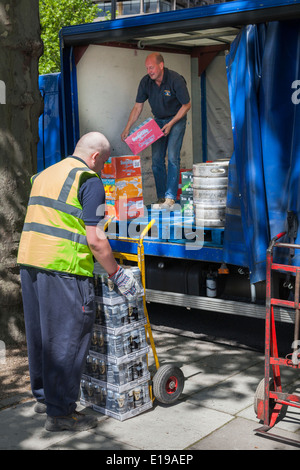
[{"x1": 39, "y1": 0, "x2": 99, "y2": 75}]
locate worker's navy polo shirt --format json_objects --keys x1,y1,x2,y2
[
  {"x1": 136, "y1": 67, "x2": 190, "y2": 119},
  {"x1": 69, "y1": 156, "x2": 105, "y2": 225},
  {"x1": 79, "y1": 177, "x2": 106, "y2": 225}
]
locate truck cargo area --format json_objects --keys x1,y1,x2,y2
[{"x1": 38, "y1": 1, "x2": 300, "y2": 324}]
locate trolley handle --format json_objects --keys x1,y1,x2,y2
[
  {"x1": 273, "y1": 231, "x2": 286, "y2": 242},
  {"x1": 103, "y1": 216, "x2": 114, "y2": 232},
  {"x1": 266, "y1": 232, "x2": 300, "y2": 253},
  {"x1": 267, "y1": 232, "x2": 286, "y2": 253},
  {"x1": 139, "y1": 218, "x2": 156, "y2": 241}
]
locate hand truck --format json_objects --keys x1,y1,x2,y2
[
  {"x1": 103, "y1": 216, "x2": 185, "y2": 405},
  {"x1": 254, "y1": 231, "x2": 300, "y2": 447}
]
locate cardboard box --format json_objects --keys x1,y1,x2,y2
[
  {"x1": 176, "y1": 169, "x2": 192, "y2": 200},
  {"x1": 105, "y1": 197, "x2": 144, "y2": 221},
  {"x1": 180, "y1": 194, "x2": 194, "y2": 215},
  {"x1": 102, "y1": 155, "x2": 141, "y2": 179},
  {"x1": 125, "y1": 118, "x2": 164, "y2": 154},
  {"x1": 103, "y1": 175, "x2": 143, "y2": 200},
  {"x1": 181, "y1": 171, "x2": 193, "y2": 194}
]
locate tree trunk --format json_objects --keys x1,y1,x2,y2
[{"x1": 0, "y1": 1, "x2": 43, "y2": 345}]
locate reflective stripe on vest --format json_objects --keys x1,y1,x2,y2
[{"x1": 17, "y1": 157, "x2": 99, "y2": 277}]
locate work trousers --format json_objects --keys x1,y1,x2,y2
[
  {"x1": 20, "y1": 267, "x2": 95, "y2": 417},
  {"x1": 152, "y1": 116, "x2": 187, "y2": 201}
]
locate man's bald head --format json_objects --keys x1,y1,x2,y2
[
  {"x1": 73, "y1": 132, "x2": 111, "y2": 173},
  {"x1": 74, "y1": 132, "x2": 111, "y2": 160},
  {"x1": 146, "y1": 52, "x2": 164, "y2": 65}
]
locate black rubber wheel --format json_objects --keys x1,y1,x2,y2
[
  {"x1": 152, "y1": 364, "x2": 185, "y2": 404},
  {"x1": 254, "y1": 377, "x2": 275, "y2": 420}
]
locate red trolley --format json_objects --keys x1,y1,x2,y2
[{"x1": 254, "y1": 232, "x2": 300, "y2": 447}]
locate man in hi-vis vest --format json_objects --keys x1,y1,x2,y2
[{"x1": 17, "y1": 132, "x2": 140, "y2": 432}]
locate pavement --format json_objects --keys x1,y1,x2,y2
[{"x1": 1, "y1": 322, "x2": 300, "y2": 452}]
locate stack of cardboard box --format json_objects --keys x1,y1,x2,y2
[
  {"x1": 102, "y1": 155, "x2": 144, "y2": 221},
  {"x1": 179, "y1": 170, "x2": 193, "y2": 216},
  {"x1": 80, "y1": 263, "x2": 152, "y2": 421}
]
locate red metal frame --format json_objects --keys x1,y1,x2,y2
[{"x1": 255, "y1": 232, "x2": 300, "y2": 447}]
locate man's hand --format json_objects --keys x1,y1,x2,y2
[
  {"x1": 121, "y1": 102, "x2": 144, "y2": 142},
  {"x1": 109, "y1": 266, "x2": 141, "y2": 301},
  {"x1": 161, "y1": 121, "x2": 173, "y2": 136},
  {"x1": 161, "y1": 102, "x2": 191, "y2": 137},
  {"x1": 121, "y1": 128, "x2": 130, "y2": 141}
]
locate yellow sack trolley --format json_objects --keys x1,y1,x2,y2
[{"x1": 104, "y1": 217, "x2": 185, "y2": 405}]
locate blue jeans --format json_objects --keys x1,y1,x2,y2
[{"x1": 152, "y1": 116, "x2": 187, "y2": 200}]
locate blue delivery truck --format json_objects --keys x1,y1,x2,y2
[{"x1": 38, "y1": 0, "x2": 300, "y2": 324}]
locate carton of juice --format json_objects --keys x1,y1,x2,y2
[
  {"x1": 102, "y1": 155, "x2": 141, "y2": 179},
  {"x1": 105, "y1": 197, "x2": 144, "y2": 220},
  {"x1": 125, "y1": 118, "x2": 164, "y2": 154},
  {"x1": 103, "y1": 175, "x2": 143, "y2": 200}
]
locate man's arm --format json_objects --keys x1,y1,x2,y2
[
  {"x1": 121, "y1": 102, "x2": 144, "y2": 141},
  {"x1": 86, "y1": 225, "x2": 118, "y2": 275},
  {"x1": 161, "y1": 101, "x2": 191, "y2": 136},
  {"x1": 86, "y1": 225, "x2": 141, "y2": 300}
]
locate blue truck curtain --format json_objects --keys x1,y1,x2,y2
[
  {"x1": 38, "y1": 73, "x2": 64, "y2": 171},
  {"x1": 224, "y1": 20, "x2": 300, "y2": 284}
]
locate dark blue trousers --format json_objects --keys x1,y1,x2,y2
[{"x1": 20, "y1": 267, "x2": 95, "y2": 417}]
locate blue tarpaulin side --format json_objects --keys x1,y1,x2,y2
[
  {"x1": 224, "y1": 20, "x2": 300, "y2": 284},
  {"x1": 223, "y1": 151, "x2": 249, "y2": 268},
  {"x1": 38, "y1": 73, "x2": 64, "y2": 171}
]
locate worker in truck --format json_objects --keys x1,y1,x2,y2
[
  {"x1": 17, "y1": 131, "x2": 141, "y2": 432},
  {"x1": 121, "y1": 52, "x2": 191, "y2": 209}
]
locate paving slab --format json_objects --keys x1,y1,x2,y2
[
  {"x1": 1, "y1": 327, "x2": 300, "y2": 451},
  {"x1": 189, "y1": 417, "x2": 300, "y2": 450},
  {"x1": 90, "y1": 401, "x2": 233, "y2": 451}
]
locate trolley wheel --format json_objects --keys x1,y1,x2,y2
[
  {"x1": 254, "y1": 377, "x2": 275, "y2": 421},
  {"x1": 152, "y1": 364, "x2": 185, "y2": 404}
]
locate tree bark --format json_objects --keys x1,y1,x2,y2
[{"x1": 0, "y1": 1, "x2": 43, "y2": 344}]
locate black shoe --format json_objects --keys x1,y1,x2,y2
[
  {"x1": 34, "y1": 401, "x2": 47, "y2": 414},
  {"x1": 45, "y1": 411, "x2": 98, "y2": 432}
]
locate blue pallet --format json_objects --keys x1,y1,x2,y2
[
  {"x1": 105, "y1": 213, "x2": 224, "y2": 247},
  {"x1": 171, "y1": 223, "x2": 224, "y2": 246}
]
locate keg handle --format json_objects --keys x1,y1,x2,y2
[{"x1": 210, "y1": 168, "x2": 226, "y2": 174}]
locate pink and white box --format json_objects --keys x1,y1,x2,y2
[{"x1": 125, "y1": 118, "x2": 164, "y2": 154}]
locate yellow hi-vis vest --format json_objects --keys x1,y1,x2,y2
[{"x1": 17, "y1": 156, "x2": 100, "y2": 277}]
